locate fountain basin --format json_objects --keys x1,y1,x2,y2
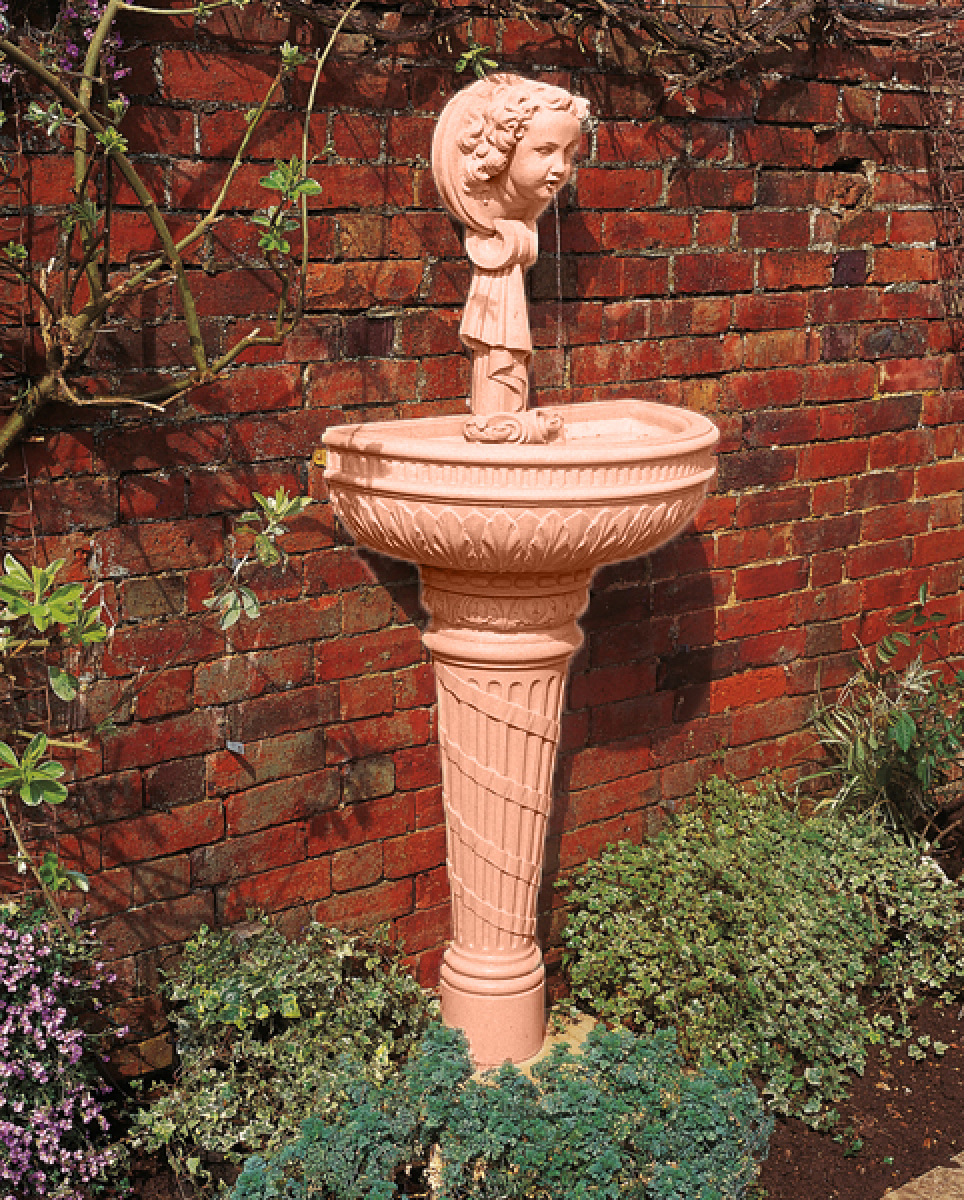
[
  {"x1": 322, "y1": 398, "x2": 719, "y2": 1067},
  {"x1": 323, "y1": 400, "x2": 718, "y2": 577}
]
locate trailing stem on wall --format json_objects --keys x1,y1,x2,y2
[
  {"x1": 280, "y1": 0, "x2": 964, "y2": 90},
  {"x1": 0, "y1": 0, "x2": 358, "y2": 458}
]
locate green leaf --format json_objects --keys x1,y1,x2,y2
[
  {"x1": 21, "y1": 775, "x2": 68, "y2": 807},
  {"x1": 22, "y1": 732, "x2": 48, "y2": 768},
  {"x1": 219, "y1": 594, "x2": 242, "y2": 630},
  {"x1": 2, "y1": 553, "x2": 32, "y2": 589},
  {"x1": 254, "y1": 532, "x2": 281, "y2": 567},
  {"x1": 280, "y1": 992, "x2": 301, "y2": 1019},
  {"x1": 95, "y1": 126, "x2": 129, "y2": 154},
  {"x1": 240, "y1": 587, "x2": 260, "y2": 621},
  {"x1": 0, "y1": 742, "x2": 18, "y2": 768},
  {"x1": 891, "y1": 711, "x2": 917, "y2": 754},
  {"x1": 49, "y1": 665, "x2": 78, "y2": 702}
]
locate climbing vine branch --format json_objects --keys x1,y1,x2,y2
[{"x1": 0, "y1": 0, "x2": 354, "y2": 458}]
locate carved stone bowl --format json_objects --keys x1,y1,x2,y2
[{"x1": 322, "y1": 399, "x2": 719, "y2": 579}]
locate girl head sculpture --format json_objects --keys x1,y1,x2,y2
[{"x1": 432, "y1": 74, "x2": 589, "y2": 232}]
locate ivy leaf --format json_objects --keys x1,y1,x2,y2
[{"x1": 280, "y1": 993, "x2": 301, "y2": 1019}]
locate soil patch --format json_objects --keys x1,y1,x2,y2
[{"x1": 759, "y1": 1000, "x2": 964, "y2": 1199}]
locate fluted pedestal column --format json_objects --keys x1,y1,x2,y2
[{"x1": 420, "y1": 565, "x2": 591, "y2": 1067}]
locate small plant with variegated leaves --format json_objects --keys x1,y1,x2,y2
[
  {"x1": 203, "y1": 488, "x2": 313, "y2": 630},
  {"x1": 808, "y1": 584, "x2": 964, "y2": 845}
]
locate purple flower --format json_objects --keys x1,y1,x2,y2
[{"x1": 0, "y1": 912, "x2": 118, "y2": 1199}]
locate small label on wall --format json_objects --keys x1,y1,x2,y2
[{"x1": 226, "y1": 740, "x2": 245, "y2": 755}]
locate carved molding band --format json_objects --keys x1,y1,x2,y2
[{"x1": 422, "y1": 585, "x2": 588, "y2": 631}]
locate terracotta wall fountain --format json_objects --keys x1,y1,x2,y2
[{"x1": 323, "y1": 74, "x2": 719, "y2": 1067}]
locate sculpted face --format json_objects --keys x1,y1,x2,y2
[{"x1": 504, "y1": 108, "x2": 582, "y2": 216}]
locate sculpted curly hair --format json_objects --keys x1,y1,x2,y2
[{"x1": 457, "y1": 75, "x2": 589, "y2": 193}]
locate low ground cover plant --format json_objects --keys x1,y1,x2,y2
[
  {"x1": 0, "y1": 900, "x2": 124, "y2": 1199},
  {"x1": 231, "y1": 1022, "x2": 772, "y2": 1200},
  {"x1": 561, "y1": 775, "x2": 964, "y2": 1126},
  {"x1": 133, "y1": 917, "x2": 437, "y2": 1193}
]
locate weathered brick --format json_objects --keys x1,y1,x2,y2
[
  {"x1": 221, "y1": 858, "x2": 332, "y2": 924},
  {"x1": 602, "y1": 212, "x2": 693, "y2": 251},
  {"x1": 102, "y1": 618, "x2": 224, "y2": 678},
  {"x1": 576, "y1": 256, "x2": 668, "y2": 300},
  {"x1": 224, "y1": 768, "x2": 340, "y2": 836},
  {"x1": 228, "y1": 596, "x2": 341, "y2": 653},
  {"x1": 867, "y1": 429, "x2": 935, "y2": 470},
  {"x1": 120, "y1": 576, "x2": 187, "y2": 621},
  {"x1": 738, "y1": 211, "x2": 810, "y2": 249},
  {"x1": 332, "y1": 842, "x2": 383, "y2": 892},
  {"x1": 103, "y1": 710, "x2": 221, "y2": 773},
  {"x1": 675, "y1": 253, "x2": 754, "y2": 295},
  {"x1": 94, "y1": 518, "x2": 224, "y2": 576},
  {"x1": 192, "y1": 822, "x2": 306, "y2": 887},
  {"x1": 144, "y1": 757, "x2": 206, "y2": 811},
  {"x1": 325, "y1": 710, "x2": 432, "y2": 763},
  {"x1": 798, "y1": 440, "x2": 869, "y2": 480},
  {"x1": 99, "y1": 894, "x2": 216, "y2": 959},
  {"x1": 308, "y1": 792, "x2": 414, "y2": 855},
  {"x1": 383, "y1": 826, "x2": 446, "y2": 879},
  {"x1": 916, "y1": 460, "x2": 964, "y2": 496},
  {"x1": 313, "y1": 878, "x2": 413, "y2": 931},
  {"x1": 576, "y1": 168, "x2": 663, "y2": 208},
  {"x1": 758, "y1": 79, "x2": 839, "y2": 125},
  {"x1": 317, "y1": 626, "x2": 424, "y2": 681},
  {"x1": 710, "y1": 666, "x2": 787, "y2": 714},
  {"x1": 194, "y1": 644, "x2": 314, "y2": 706},
  {"x1": 136, "y1": 667, "x2": 194, "y2": 720},
  {"x1": 913, "y1": 529, "x2": 964, "y2": 569},
  {"x1": 761, "y1": 251, "x2": 833, "y2": 291},
  {"x1": 735, "y1": 558, "x2": 809, "y2": 602},
  {"x1": 668, "y1": 168, "x2": 754, "y2": 209},
  {"x1": 596, "y1": 120, "x2": 684, "y2": 163},
  {"x1": 847, "y1": 539, "x2": 913, "y2": 579},
  {"x1": 102, "y1": 800, "x2": 224, "y2": 867},
  {"x1": 207, "y1": 728, "x2": 328, "y2": 795},
  {"x1": 340, "y1": 674, "x2": 394, "y2": 719}
]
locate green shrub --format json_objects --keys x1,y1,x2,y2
[
  {"x1": 561, "y1": 775, "x2": 964, "y2": 1125},
  {"x1": 231, "y1": 1022, "x2": 772, "y2": 1200},
  {"x1": 808, "y1": 586, "x2": 964, "y2": 845},
  {"x1": 133, "y1": 918, "x2": 437, "y2": 1192}
]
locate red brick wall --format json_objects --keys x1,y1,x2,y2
[{"x1": 1, "y1": 7, "x2": 962, "y2": 1060}]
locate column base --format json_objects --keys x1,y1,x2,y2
[{"x1": 440, "y1": 974, "x2": 546, "y2": 1068}]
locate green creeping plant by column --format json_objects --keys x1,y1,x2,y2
[{"x1": 0, "y1": 0, "x2": 358, "y2": 459}]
